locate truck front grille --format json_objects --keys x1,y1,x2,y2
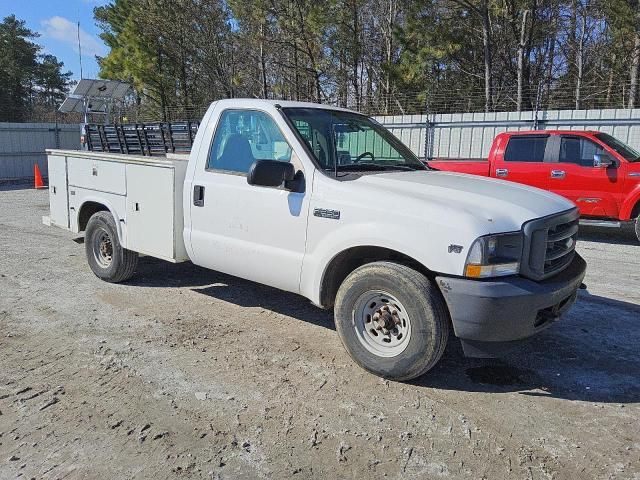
[
  {"x1": 521, "y1": 209, "x2": 579, "y2": 281},
  {"x1": 544, "y1": 218, "x2": 578, "y2": 275}
]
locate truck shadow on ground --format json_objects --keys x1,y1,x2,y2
[
  {"x1": 130, "y1": 257, "x2": 639, "y2": 404},
  {"x1": 415, "y1": 291, "x2": 640, "y2": 404},
  {"x1": 130, "y1": 256, "x2": 335, "y2": 331},
  {"x1": 578, "y1": 225, "x2": 639, "y2": 246}
]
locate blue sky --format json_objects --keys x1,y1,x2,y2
[{"x1": 0, "y1": 0, "x2": 111, "y2": 80}]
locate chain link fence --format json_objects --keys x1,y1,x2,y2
[
  {"x1": 3, "y1": 80, "x2": 640, "y2": 124},
  {"x1": 109, "y1": 81, "x2": 640, "y2": 123}
]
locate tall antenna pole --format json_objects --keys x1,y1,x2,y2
[
  {"x1": 77, "y1": 21, "x2": 83, "y2": 79},
  {"x1": 533, "y1": 82, "x2": 543, "y2": 130}
]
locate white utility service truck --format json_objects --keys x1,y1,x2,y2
[{"x1": 45, "y1": 99, "x2": 586, "y2": 380}]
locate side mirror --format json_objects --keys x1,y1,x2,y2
[
  {"x1": 247, "y1": 160, "x2": 296, "y2": 189},
  {"x1": 593, "y1": 153, "x2": 614, "y2": 168}
]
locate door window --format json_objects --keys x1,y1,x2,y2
[
  {"x1": 559, "y1": 136, "x2": 603, "y2": 167},
  {"x1": 504, "y1": 136, "x2": 548, "y2": 162},
  {"x1": 207, "y1": 110, "x2": 292, "y2": 174}
]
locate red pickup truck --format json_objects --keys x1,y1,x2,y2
[{"x1": 428, "y1": 130, "x2": 640, "y2": 242}]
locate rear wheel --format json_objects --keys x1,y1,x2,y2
[
  {"x1": 334, "y1": 262, "x2": 449, "y2": 381},
  {"x1": 85, "y1": 211, "x2": 138, "y2": 283},
  {"x1": 635, "y1": 216, "x2": 640, "y2": 243}
]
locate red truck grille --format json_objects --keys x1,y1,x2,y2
[{"x1": 521, "y1": 209, "x2": 579, "y2": 281}]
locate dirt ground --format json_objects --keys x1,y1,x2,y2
[{"x1": 0, "y1": 187, "x2": 638, "y2": 480}]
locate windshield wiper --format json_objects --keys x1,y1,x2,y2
[
  {"x1": 390, "y1": 163, "x2": 424, "y2": 171},
  {"x1": 334, "y1": 163, "x2": 416, "y2": 171}
]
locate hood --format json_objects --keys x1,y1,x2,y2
[{"x1": 353, "y1": 170, "x2": 575, "y2": 233}]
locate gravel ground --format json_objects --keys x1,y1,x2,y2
[{"x1": 0, "y1": 187, "x2": 638, "y2": 480}]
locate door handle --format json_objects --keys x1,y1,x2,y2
[
  {"x1": 193, "y1": 185, "x2": 205, "y2": 207},
  {"x1": 551, "y1": 170, "x2": 566, "y2": 179},
  {"x1": 495, "y1": 168, "x2": 508, "y2": 177}
]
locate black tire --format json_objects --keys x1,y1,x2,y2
[
  {"x1": 623, "y1": 215, "x2": 640, "y2": 242},
  {"x1": 85, "y1": 211, "x2": 138, "y2": 283},
  {"x1": 334, "y1": 261, "x2": 449, "y2": 381}
]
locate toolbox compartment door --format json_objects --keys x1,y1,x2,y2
[
  {"x1": 48, "y1": 154, "x2": 69, "y2": 229},
  {"x1": 67, "y1": 156, "x2": 126, "y2": 195},
  {"x1": 125, "y1": 163, "x2": 176, "y2": 260}
]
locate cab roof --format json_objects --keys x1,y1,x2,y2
[
  {"x1": 499, "y1": 129, "x2": 602, "y2": 136},
  {"x1": 212, "y1": 98, "x2": 359, "y2": 114}
]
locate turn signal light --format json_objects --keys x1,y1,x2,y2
[
  {"x1": 464, "y1": 262, "x2": 520, "y2": 278},
  {"x1": 465, "y1": 264, "x2": 483, "y2": 277}
]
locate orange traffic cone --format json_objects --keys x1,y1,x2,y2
[{"x1": 34, "y1": 163, "x2": 46, "y2": 189}]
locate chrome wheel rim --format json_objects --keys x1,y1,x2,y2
[
  {"x1": 92, "y1": 228, "x2": 113, "y2": 268},
  {"x1": 353, "y1": 291, "x2": 411, "y2": 357}
]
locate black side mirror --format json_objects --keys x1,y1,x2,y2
[
  {"x1": 247, "y1": 160, "x2": 296, "y2": 189},
  {"x1": 593, "y1": 153, "x2": 614, "y2": 168}
]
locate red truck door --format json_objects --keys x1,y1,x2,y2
[
  {"x1": 491, "y1": 134, "x2": 553, "y2": 191},
  {"x1": 546, "y1": 135, "x2": 622, "y2": 218}
]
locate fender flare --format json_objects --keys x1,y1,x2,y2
[
  {"x1": 76, "y1": 197, "x2": 126, "y2": 246},
  {"x1": 300, "y1": 230, "x2": 467, "y2": 307},
  {"x1": 619, "y1": 186, "x2": 640, "y2": 221}
]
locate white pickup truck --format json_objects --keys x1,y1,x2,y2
[{"x1": 45, "y1": 99, "x2": 586, "y2": 380}]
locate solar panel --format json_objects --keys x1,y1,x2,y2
[
  {"x1": 59, "y1": 79, "x2": 131, "y2": 114},
  {"x1": 70, "y1": 79, "x2": 130, "y2": 100},
  {"x1": 59, "y1": 96, "x2": 83, "y2": 113},
  {"x1": 112, "y1": 82, "x2": 131, "y2": 100},
  {"x1": 86, "y1": 99, "x2": 109, "y2": 113},
  {"x1": 58, "y1": 97, "x2": 110, "y2": 113}
]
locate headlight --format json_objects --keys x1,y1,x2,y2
[{"x1": 464, "y1": 232, "x2": 523, "y2": 278}]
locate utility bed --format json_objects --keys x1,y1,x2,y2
[{"x1": 44, "y1": 149, "x2": 189, "y2": 262}]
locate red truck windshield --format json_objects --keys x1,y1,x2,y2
[{"x1": 595, "y1": 133, "x2": 640, "y2": 162}]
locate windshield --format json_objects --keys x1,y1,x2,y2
[
  {"x1": 282, "y1": 108, "x2": 426, "y2": 172},
  {"x1": 595, "y1": 133, "x2": 640, "y2": 162}
]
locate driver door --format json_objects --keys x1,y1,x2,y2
[{"x1": 188, "y1": 109, "x2": 310, "y2": 293}]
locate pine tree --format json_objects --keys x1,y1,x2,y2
[{"x1": 0, "y1": 15, "x2": 71, "y2": 122}]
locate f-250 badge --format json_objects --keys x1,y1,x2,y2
[{"x1": 314, "y1": 208, "x2": 341, "y2": 220}]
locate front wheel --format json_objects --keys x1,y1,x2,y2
[
  {"x1": 85, "y1": 211, "x2": 138, "y2": 283},
  {"x1": 334, "y1": 262, "x2": 449, "y2": 381},
  {"x1": 635, "y1": 216, "x2": 640, "y2": 243}
]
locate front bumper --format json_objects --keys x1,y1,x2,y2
[{"x1": 435, "y1": 254, "x2": 586, "y2": 357}]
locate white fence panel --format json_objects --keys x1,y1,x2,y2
[
  {"x1": 0, "y1": 123, "x2": 80, "y2": 182},
  {"x1": 377, "y1": 108, "x2": 640, "y2": 159}
]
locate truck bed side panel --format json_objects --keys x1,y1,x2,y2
[
  {"x1": 47, "y1": 149, "x2": 189, "y2": 263},
  {"x1": 427, "y1": 160, "x2": 490, "y2": 177}
]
